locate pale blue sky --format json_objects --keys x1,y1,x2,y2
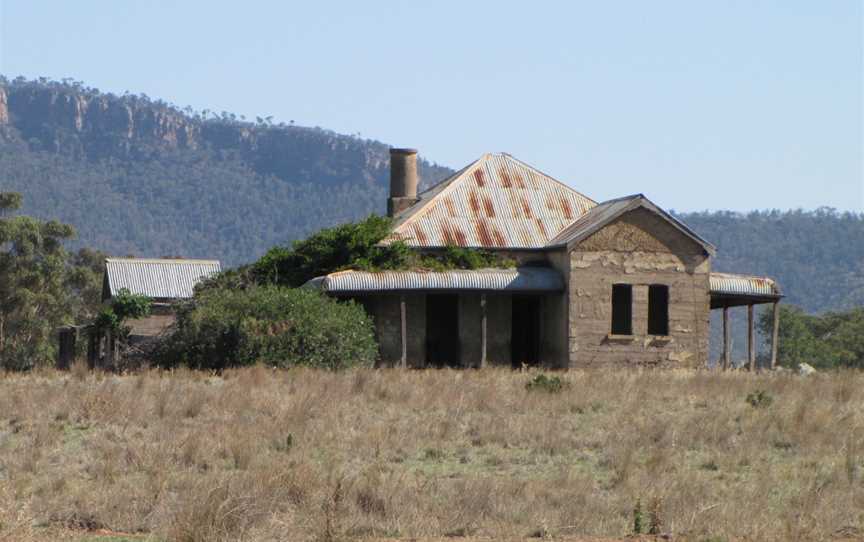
[{"x1": 1, "y1": 1, "x2": 861, "y2": 212}]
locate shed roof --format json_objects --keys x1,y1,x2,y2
[
  {"x1": 549, "y1": 194, "x2": 716, "y2": 255},
  {"x1": 388, "y1": 153, "x2": 596, "y2": 249},
  {"x1": 304, "y1": 267, "x2": 565, "y2": 293},
  {"x1": 104, "y1": 258, "x2": 222, "y2": 300}
]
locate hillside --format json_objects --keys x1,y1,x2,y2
[
  {"x1": 0, "y1": 77, "x2": 861, "y2": 314},
  {"x1": 0, "y1": 77, "x2": 451, "y2": 265}
]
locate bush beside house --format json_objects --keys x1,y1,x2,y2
[{"x1": 158, "y1": 285, "x2": 377, "y2": 370}]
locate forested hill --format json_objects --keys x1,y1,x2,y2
[
  {"x1": 679, "y1": 209, "x2": 863, "y2": 314},
  {"x1": 0, "y1": 78, "x2": 861, "y2": 314},
  {"x1": 0, "y1": 77, "x2": 451, "y2": 264}
]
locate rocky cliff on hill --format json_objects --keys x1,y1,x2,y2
[{"x1": 0, "y1": 77, "x2": 450, "y2": 265}]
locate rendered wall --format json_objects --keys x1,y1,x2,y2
[{"x1": 568, "y1": 208, "x2": 711, "y2": 368}]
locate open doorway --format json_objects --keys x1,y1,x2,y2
[
  {"x1": 426, "y1": 294, "x2": 460, "y2": 367},
  {"x1": 511, "y1": 295, "x2": 541, "y2": 368}
]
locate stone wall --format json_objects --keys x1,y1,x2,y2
[
  {"x1": 360, "y1": 294, "x2": 426, "y2": 367},
  {"x1": 567, "y1": 208, "x2": 711, "y2": 368}
]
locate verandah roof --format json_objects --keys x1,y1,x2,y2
[
  {"x1": 304, "y1": 267, "x2": 564, "y2": 294},
  {"x1": 709, "y1": 272, "x2": 781, "y2": 308}
]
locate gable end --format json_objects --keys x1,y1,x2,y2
[{"x1": 574, "y1": 207, "x2": 707, "y2": 256}]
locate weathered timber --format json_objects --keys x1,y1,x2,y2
[
  {"x1": 722, "y1": 307, "x2": 730, "y2": 370},
  {"x1": 747, "y1": 304, "x2": 755, "y2": 371},
  {"x1": 771, "y1": 301, "x2": 780, "y2": 369}
]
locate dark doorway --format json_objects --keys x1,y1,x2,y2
[
  {"x1": 511, "y1": 296, "x2": 541, "y2": 368},
  {"x1": 426, "y1": 294, "x2": 460, "y2": 367}
]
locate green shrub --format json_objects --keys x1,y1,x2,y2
[
  {"x1": 746, "y1": 389, "x2": 773, "y2": 409},
  {"x1": 525, "y1": 374, "x2": 569, "y2": 393},
  {"x1": 95, "y1": 288, "x2": 152, "y2": 335},
  {"x1": 157, "y1": 285, "x2": 377, "y2": 370}
]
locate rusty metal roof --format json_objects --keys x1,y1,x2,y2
[
  {"x1": 710, "y1": 272, "x2": 781, "y2": 298},
  {"x1": 388, "y1": 153, "x2": 596, "y2": 248},
  {"x1": 549, "y1": 194, "x2": 716, "y2": 255},
  {"x1": 104, "y1": 258, "x2": 221, "y2": 300},
  {"x1": 304, "y1": 267, "x2": 565, "y2": 293}
]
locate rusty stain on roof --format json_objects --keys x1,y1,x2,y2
[
  {"x1": 412, "y1": 224, "x2": 428, "y2": 245},
  {"x1": 389, "y1": 153, "x2": 597, "y2": 248},
  {"x1": 473, "y1": 168, "x2": 486, "y2": 186}
]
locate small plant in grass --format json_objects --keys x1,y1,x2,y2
[
  {"x1": 746, "y1": 389, "x2": 773, "y2": 408},
  {"x1": 423, "y1": 447, "x2": 446, "y2": 461},
  {"x1": 700, "y1": 459, "x2": 720, "y2": 471},
  {"x1": 526, "y1": 373, "x2": 569, "y2": 393},
  {"x1": 648, "y1": 497, "x2": 664, "y2": 535},
  {"x1": 633, "y1": 498, "x2": 644, "y2": 534},
  {"x1": 273, "y1": 433, "x2": 294, "y2": 453}
]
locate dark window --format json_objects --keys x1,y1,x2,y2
[
  {"x1": 648, "y1": 285, "x2": 669, "y2": 336},
  {"x1": 611, "y1": 284, "x2": 632, "y2": 335}
]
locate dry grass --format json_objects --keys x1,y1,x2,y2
[{"x1": 0, "y1": 366, "x2": 863, "y2": 541}]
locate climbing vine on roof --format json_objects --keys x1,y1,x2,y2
[{"x1": 204, "y1": 215, "x2": 516, "y2": 290}]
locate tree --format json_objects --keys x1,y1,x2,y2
[
  {"x1": 0, "y1": 192, "x2": 76, "y2": 369},
  {"x1": 759, "y1": 304, "x2": 864, "y2": 369}
]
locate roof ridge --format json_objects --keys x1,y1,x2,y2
[{"x1": 106, "y1": 257, "x2": 221, "y2": 264}]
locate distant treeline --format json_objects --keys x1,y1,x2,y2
[{"x1": 1, "y1": 77, "x2": 861, "y2": 318}]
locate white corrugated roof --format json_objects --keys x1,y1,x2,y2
[
  {"x1": 104, "y1": 258, "x2": 222, "y2": 299},
  {"x1": 304, "y1": 267, "x2": 564, "y2": 293}
]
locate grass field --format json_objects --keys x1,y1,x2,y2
[{"x1": 0, "y1": 366, "x2": 862, "y2": 541}]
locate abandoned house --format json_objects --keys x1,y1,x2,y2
[
  {"x1": 306, "y1": 148, "x2": 782, "y2": 369},
  {"x1": 58, "y1": 258, "x2": 221, "y2": 368}
]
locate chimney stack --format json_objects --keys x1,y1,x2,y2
[{"x1": 388, "y1": 148, "x2": 419, "y2": 217}]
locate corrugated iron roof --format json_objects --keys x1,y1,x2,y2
[
  {"x1": 549, "y1": 194, "x2": 716, "y2": 255},
  {"x1": 304, "y1": 267, "x2": 564, "y2": 293},
  {"x1": 388, "y1": 153, "x2": 597, "y2": 248},
  {"x1": 710, "y1": 272, "x2": 781, "y2": 297},
  {"x1": 105, "y1": 258, "x2": 222, "y2": 299}
]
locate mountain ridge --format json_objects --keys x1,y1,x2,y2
[{"x1": 0, "y1": 77, "x2": 861, "y2": 314}]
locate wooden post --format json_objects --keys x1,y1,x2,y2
[
  {"x1": 747, "y1": 304, "x2": 755, "y2": 372},
  {"x1": 105, "y1": 329, "x2": 114, "y2": 368},
  {"x1": 722, "y1": 306, "x2": 730, "y2": 370},
  {"x1": 480, "y1": 294, "x2": 487, "y2": 368},
  {"x1": 400, "y1": 294, "x2": 407, "y2": 369},
  {"x1": 87, "y1": 328, "x2": 98, "y2": 368},
  {"x1": 770, "y1": 301, "x2": 780, "y2": 369},
  {"x1": 57, "y1": 327, "x2": 77, "y2": 370}
]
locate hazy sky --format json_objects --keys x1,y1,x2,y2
[{"x1": 1, "y1": 1, "x2": 861, "y2": 212}]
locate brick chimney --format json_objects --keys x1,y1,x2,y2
[{"x1": 387, "y1": 148, "x2": 419, "y2": 217}]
